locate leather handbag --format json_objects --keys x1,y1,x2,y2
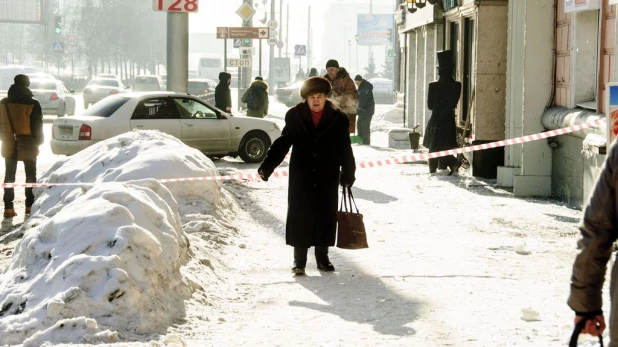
[
  {"x1": 4, "y1": 104, "x2": 38, "y2": 161},
  {"x1": 336, "y1": 186, "x2": 368, "y2": 249}
]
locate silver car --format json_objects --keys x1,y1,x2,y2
[
  {"x1": 30, "y1": 79, "x2": 76, "y2": 117},
  {"x1": 51, "y1": 92, "x2": 281, "y2": 163},
  {"x1": 83, "y1": 78, "x2": 128, "y2": 109}
]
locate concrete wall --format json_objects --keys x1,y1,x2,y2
[
  {"x1": 475, "y1": 4, "x2": 508, "y2": 141},
  {"x1": 571, "y1": 10, "x2": 600, "y2": 105},
  {"x1": 551, "y1": 135, "x2": 606, "y2": 208}
]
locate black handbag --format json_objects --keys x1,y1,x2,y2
[{"x1": 336, "y1": 186, "x2": 368, "y2": 250}]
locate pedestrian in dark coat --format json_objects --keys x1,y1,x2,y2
[
  {"x1": 258, "y1": 76, "x2": 356, "y2": 275},
  {"x1": 0, "y1": 74, "x2": 44, "y2": 217},
  {"x1": 241, "y1": 76, "x2": 269, "y2": 118},
  {"x1": 324, "y1": 59, "x2": 358, "y2": 134},
  {"x1": 423, "y1": 50, "x2": 461, "y2": 175},
  {"x1": 308, "y1": 68, "x2": 318, "y2": 78},
  {"x1": 354, "y1": 74, "x2": 375, "y2": 145},
  {"x1": 215, "y1": 71, "x2": 232, "y2": 112}
]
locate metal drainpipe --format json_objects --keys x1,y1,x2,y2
[{"x1": 403, "y1": 31, "x2": 408, "y2": 128}]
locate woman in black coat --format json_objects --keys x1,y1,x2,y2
[{"x1": 258, "y1": 77, "x2": 356, "y2": 275}]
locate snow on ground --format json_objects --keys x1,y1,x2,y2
[
  {"x1": 0, "y1": 130, "x2": 239, "y2": 346},
  {"x1": 0, "y1": 103, "x2": 610, "y2": 346}
]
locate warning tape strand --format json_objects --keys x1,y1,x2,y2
[{"x1": 2, "y1": 119, "x2": 606, "y2": 188}]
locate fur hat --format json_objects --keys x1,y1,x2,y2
[
  {"x1": 255, "y1": 76, "x2": 263, "y2": 81},
  {"x1": 14, "y1": 74, "x2": 30, "y2": 87},
  {"x1": 325, "y1": 59, "x2": 339, "y2": 69},
  {"x1": 354, "y1": 74, "x2": 363, "y2": 81},
  {"x1": 300, "y1": 76, "x2": 332, "y2": 99}
]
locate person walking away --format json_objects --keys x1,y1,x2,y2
[
  {"x1": 257, "y1": 76, "x2": 356, "y2": 275},
  {"x1": 0, "y1": 74, "x2": 44, "y2": 217},
  {"x1": 423, "y1": 50, "x2": 461, "y2": 175},
  {"x1": 241, "y1": 76, "x2": 269, "y2": 118},
  {"x1": 354, "y1": 74, "x2": 375, "y2": 145},
  {"x1": 215, "y1": 71, "x2": 232, "y2": 113},
  {"x1": 324, "y1": 59, "x2": 358, "y2": 134},
  {"x1": 308, "y1": 68, "x2": 318, "y2": 78}
]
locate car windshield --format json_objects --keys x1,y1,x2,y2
[
  {"x1": 200, "y1": 59, "x2": 220, "y2": 68},
  {"x1": 81, "y1": 96, "x2": 129, "y2": 117},
  {"x1": 135, "y1": 77, "x2": 157, "y2": 83},
  {"x1": 29, "y1": 81, "x2": 57, "y2": 90},
  {"x1": 89, "y1": 79, "x2": 119, "y2": 87}
]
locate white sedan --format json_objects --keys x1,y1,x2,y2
[{"x1": 51, "y1": 92, "x2": 282, "y2": 163}]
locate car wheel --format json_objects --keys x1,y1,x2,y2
[
  {"x1": 238, "y1": 131, "x2": 270, "y2": 163},
  {"x1": 57, "y1": 103, "x2": 66, "y2": 117}
]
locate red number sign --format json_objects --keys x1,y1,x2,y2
[{"x1": 154, "y1": 0, "x2": 199, "y2": 13}]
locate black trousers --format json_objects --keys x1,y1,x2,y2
[
  {"x1": 4, "y1": 157, "x2": 37, "y2": 209},
  {"x1": 357, "y1": 117, "x2": 372, "y2": 145}
]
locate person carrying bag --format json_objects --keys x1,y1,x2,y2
[{"x1": 336, "y1": 186, "x2": 368, "y2": 249}]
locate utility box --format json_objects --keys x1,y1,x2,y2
[{"x1": 388, "y1": 128, "x2": 413, "y2": 149}]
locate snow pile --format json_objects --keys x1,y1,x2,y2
[
  {"x1": 0, "y1": 130, "x2": 233, "y2": 346},
  {"x1": 371, "y1": 104, "x2": 404, "y2": 132}
]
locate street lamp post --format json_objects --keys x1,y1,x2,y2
[
  {"x1": 355, "y1": 35, "x2": 359, "y2": 75},
  {"x1": 348, "y1": 39, "x2": 352, "y2": 72}
]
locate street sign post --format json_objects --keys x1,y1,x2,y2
[
  {"x1": 240, "y1": 47, "x2": 255, "y2": 55},
  {"x1": 267, "y1": 19, "x2": 278, "y2": 30},
  {"x1": 216, "y1": 27, "x2": 269, "y2": 39},
  {"x1": 294, "y1": 45, "x2": 307, "y2": 56},
  {"x1": 233, "y1": 38, "x2": 241, "y2": 48},
  {"x1": 236, "y1": 2, "x2": 255, "y2": 21},
  {"x1": 267, "y1": 37, "x2": 277, "y2": 46},
  {"x1": 227, "y1": 58, "x2": 252, "y2": 68},
  {"x1": 52, "y1": 41, "x2": 65, "y2": 53},
  {"x1": 153, "y1": 0, "x2": 199, "y2": 13}
]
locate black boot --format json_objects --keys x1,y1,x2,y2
[
  {"x1": 315, "y1": 246, "x2": 335, "y2": 271},
  {"x1": 292, "y1": 247, "x2": 308, "y2": 275}
]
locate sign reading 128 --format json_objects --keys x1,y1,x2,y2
[{"x1": 153, "y1": 0, "x2": 199, "y2": 13}]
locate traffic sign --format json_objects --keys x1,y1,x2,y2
[
  {"x1": 233, "y1": 38, "x2": 241, "y2": 48},
  {"x1": 267, "y1": 37, "x2": 277, "y2": 46},
  {"x1": 236, "y1": 2, "x2": 255, "y2": 21},
  {"x1": 276, "y1": 41, "x2": 284, "y2": 49},
  {"x1": 66, "y1": 35, "x2": 78, "y2": 46},
  {"x1": 216, "y1": 27, "x2": 269, "y2": 39},
  {"x1": 294, "y1": 44, "x2": 307, "y2": 56},
  {"x1": 227, "y1": 58, "x2": 252, "y2": 68},
  {"x1": 52, "y1": 41, "x2": 64, "y2": 53},
  {"x1": 240, "y1": 47, "x2": 255, "y2": 55},
  {"x1": 267, "y1": 19, "x2": 278, "y2": 30}
]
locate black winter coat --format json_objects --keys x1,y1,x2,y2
[
  {"x1": 356, "y1": 80, "x2": 375, "y2": 120},
  {"x1": 422, "y1": 79, "x2": 461, "y2": 151},
  {"x1": 215, "y1": 73, "x2": 232, "y2": 111},
  {"x1": 259, "y1": 101, "x2": 356, "y2": 247}
]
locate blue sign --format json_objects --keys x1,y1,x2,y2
[
  {"x1": 233, "y1": 38, "x2": 241, "y2": 48},
  {"x1": 52, "y1": 41, "x2": 65, "y2": 53},
  {"x1": 294, "y1": 44, "x2": 306, "y2": 56},
  {"x1": 608, "y1": 84, "x2": 618, "y2": 144},
  {"x1": 357, "y1": 14, "x2": 394, "y2": 46}
]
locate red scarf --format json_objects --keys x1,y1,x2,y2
[{"x1": 311, "y1": 109, "x2": 324, "y2": 127}]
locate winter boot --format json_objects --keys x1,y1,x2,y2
[
  {"x1": 292, "y1": 247, "x2": 308, "y2": 275},
  {"x1": 315, "y1": 246, "x2": 335, "y2": 272},
  {"x1": 3, "y1": 209, "x2": 16, "y2": 218},
  {"x1": 25, "y1": 207, "x2": 31, "y2": 215}
]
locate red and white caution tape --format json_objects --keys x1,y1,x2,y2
[{"x1": 2, "y1": 118, "x2": 606, "y2": 188}]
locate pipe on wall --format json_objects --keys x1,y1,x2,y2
[{"x1": 541, "y1": 106, "x2": 606, "y2": 139}]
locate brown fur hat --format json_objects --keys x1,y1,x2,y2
[{"x1": 300, "y1": 76, "x2": 332, "y2": 99}]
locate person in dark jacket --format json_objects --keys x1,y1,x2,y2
[
  {"x1": 567, "y1": 139, "x2": 618, "y2": 342},
  {"x1": 241, "y1": 76, "x2": 269, "y2": 118},
  {"x1": 324, "y1": 59, "x2": 358, "y2": 134},
  {"x1": 354, "y1": 74, "x2": 375, "y2": 145},
  {"x1": 215, "y1": 71, "x2": 232, "y2": 112},
  {"x1": 0, "y1": 74, "x2": 44, "y2": 218},
  {"x1": 308, "y1": 68, "x2": 318, "y2": 78},
  {"x1": 423, "y1": 50, "x2": 461, "y2": 175},
  {"x1": 257, "y1": 76, "x2": 356, "y2": 275}
]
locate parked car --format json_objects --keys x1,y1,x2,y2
[
  {"x1": 276, "y1": 81, "x2": 303, "y2": 106},
  {"x1": 368, "y1": 77, "x2": 396, "y2": 104},
  {"x1": 27, "y1": 72, "x2": 56, "y2": 81},
  {"x1": 188, "y1": 78, "x2": 217, "y2": 97},
  {"x1": 132, "y1": 75, "x2": 164, "y2": 92},
  {"x1": 83, "y1": 77, "x2": 128, "y2": 109},
  {"x1": 97, "y1": 74, "x2": 120, "y2": 80},
  {"x1": 29, "y1": 79, "x2": 76, "y2": 117},
  {"x1": 50, "y1": 92, "x2": 281, "y2": 163}
]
